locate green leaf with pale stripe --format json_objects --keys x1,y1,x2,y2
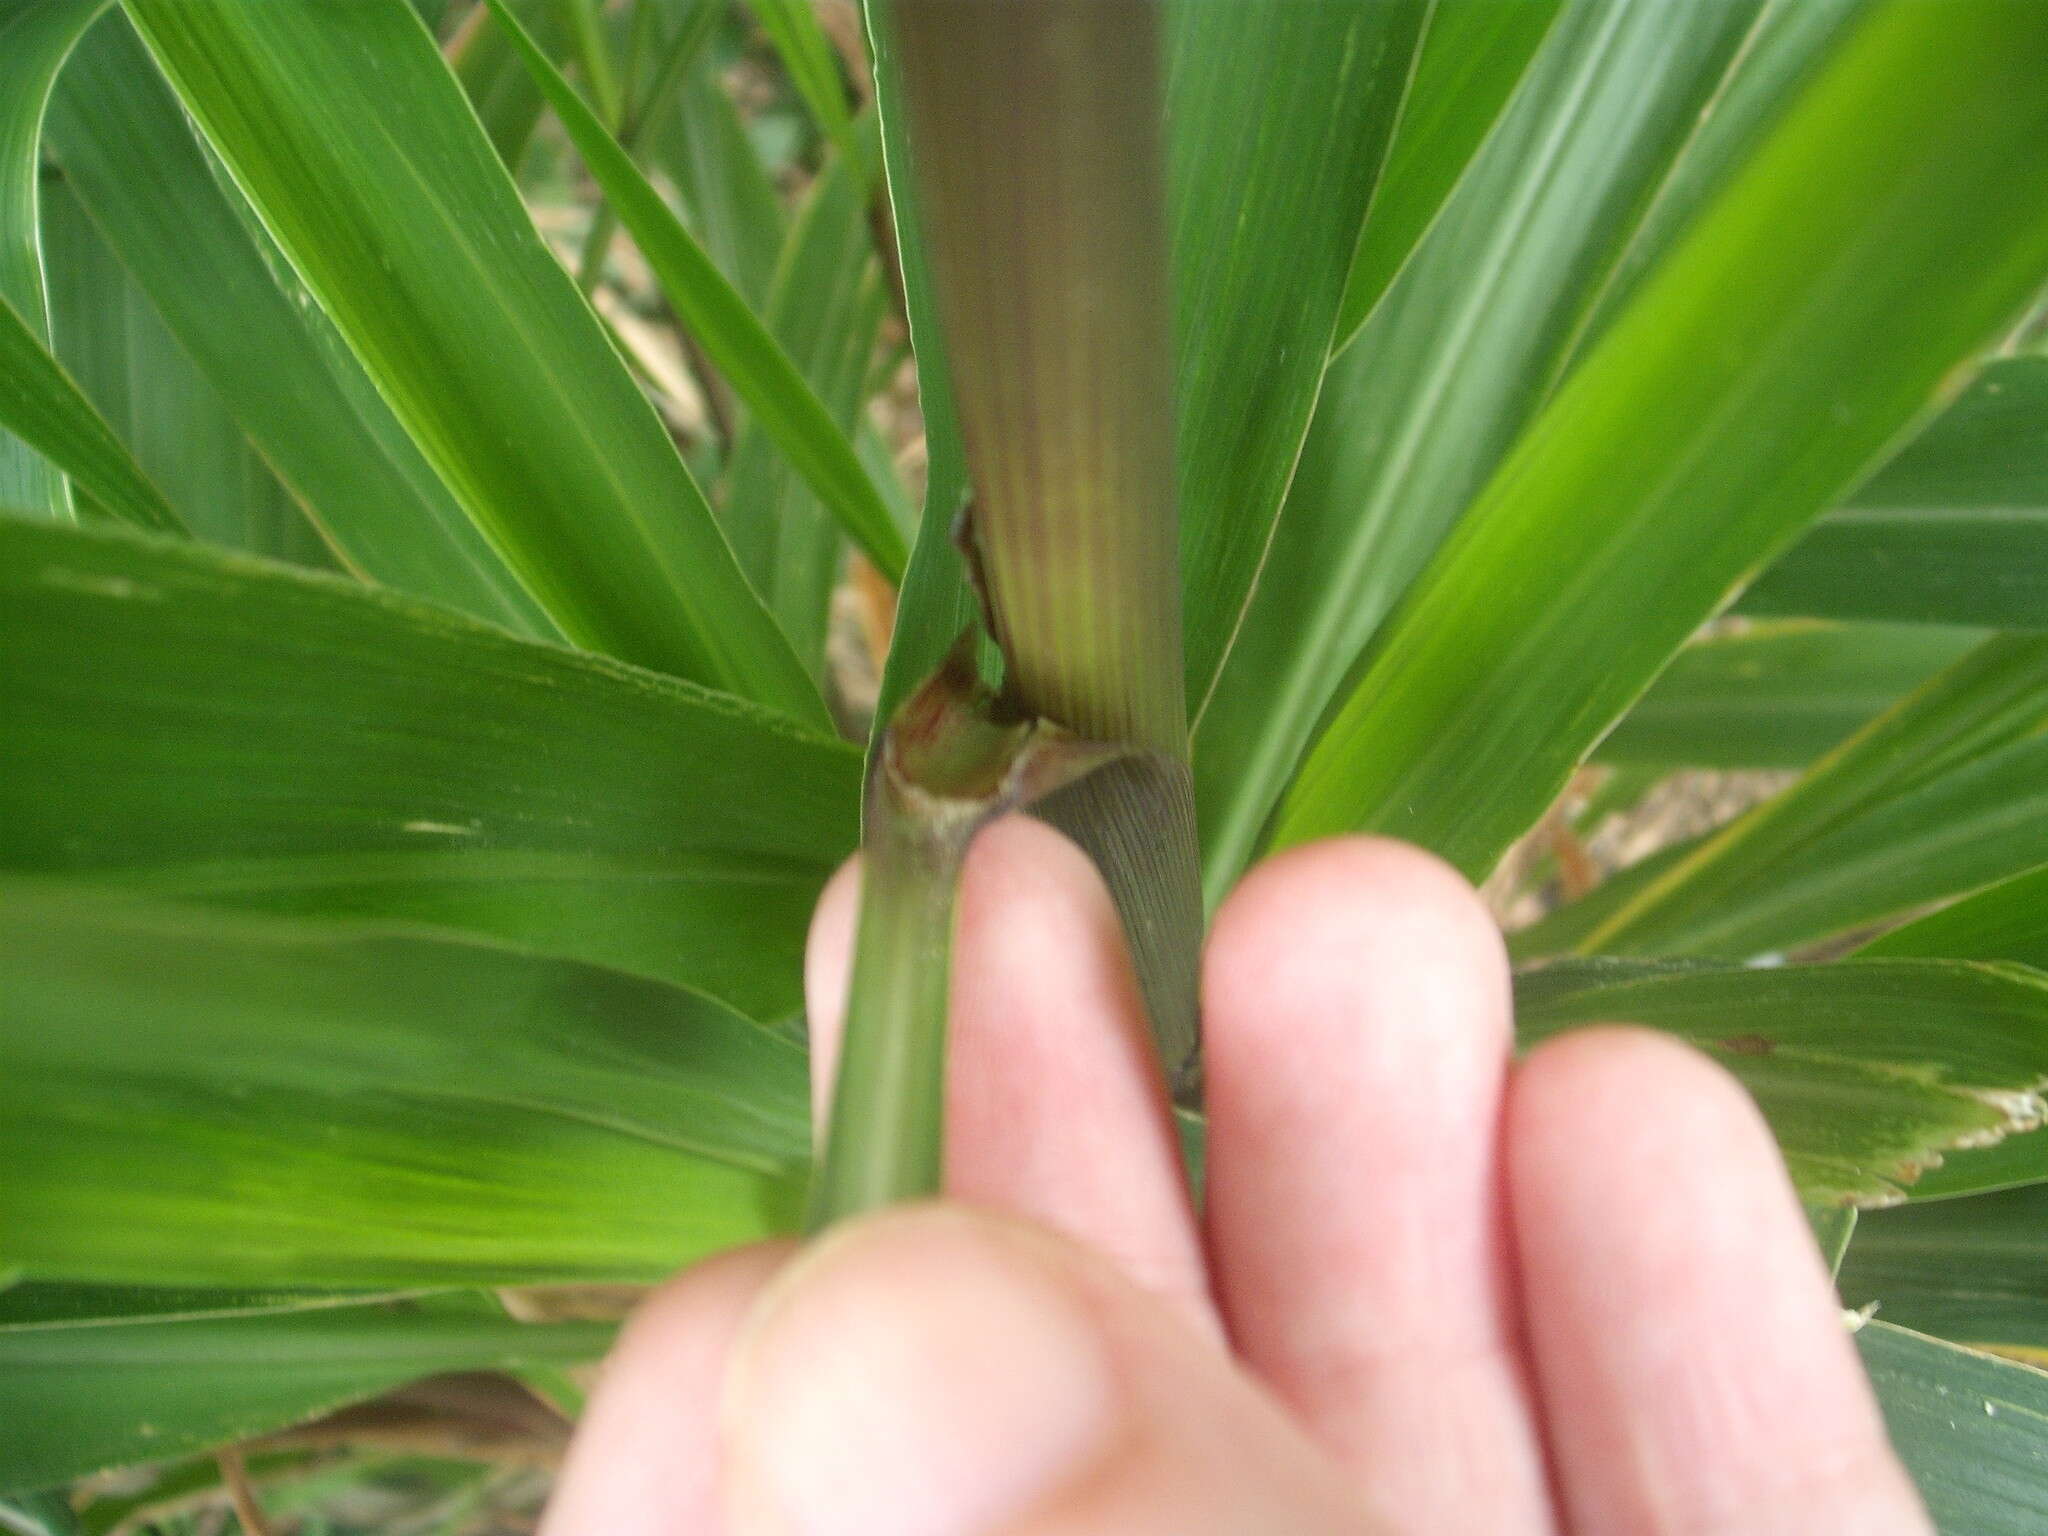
[
  {"x1": 1273, "y1": 3, "x2": 2048, "y2": 880},
  {"x1": 0, "y1": 1284, "x2": 611, "y2": 1495},
  {"x1": 0, "y1": 514, "x2": 859, "y2": 1022},
  {"x1": 1330, "y1": 0, "x2": 1562, "y2": 348},
  {"x1": 0, "y1": 882, "x2": 808, "y2": 1288},
  {"x1": 1597, "y1": 621, "x2": 1981, "y2": 769},
  {"x1": 0, "y1": 0, "x2": 102, "y2": 521},
  {"x1": 1197, "y1": 0, "x2": 1767, "y2": 895},
  {"x1": 1171, "y1": 0, "x2": 1428, "y2": 711},
  {"x1": 1858, "y1": 1321, "x2": 2048, "y2": 1536},
  {"x1": 1742, "y1": 358, "x2": 2048, "y2": 630},
  {"x1": 48, "y1": 13, "x2": 552, "y2": 633},
  {"x1": 1572, "y1": 635, "x2": 2048, "y2": 959},
  {"x1": 487, "y1": 0, "x2": 905, "y2": 583},
  {"x1": 124, "y1": 0, "x2": 825, "y2": 721},
  {"x1": 1514, "y1": 957, "x2": 2048, "y2": 1207},
  {"x1": 0, "y1": 290, "x2": 182, "y2": 535}
]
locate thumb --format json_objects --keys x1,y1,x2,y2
[{"x1": 718, "y1": 1203, "x2": 1368, "y2": 1535}]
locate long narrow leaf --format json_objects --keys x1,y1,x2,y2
[
  {"x1": 1741, "y1": 357, "x2": 2048, "y2": 629},
  {"x1": 1171, "y1": 0, "x2": 1428, "y2": 708},
  {"x1": 0, "y1": 0, "x2": 102, "y2": 520},
  {"x1": 124, "y1": 0, "x2": 825, "y2": 720},
  {"x1": 40, "y1": 174, "x2": 332, "y2": 566},
  {"x1": 722, "y1": 149, "x2": 887, "y2": 670},
  {"x1": 1515, "y1": 957, "x2": 2048, "y2": 1206},
  {"x1": 1573, "y1": 635, "x2": 2048, "y2": 958},
  {"x1": 1330, "y1": 0, "x2": 1563, "y2": 348},
  {"x1": 0, "y1": 291, "x2": 183, "y2": 535},
  {"x1": 749, "y1": 0, "x2": 862, "y2": 172},
  {"x1": 1272, "y1": 3, "x2": 2048, "y2": 878},
  {"x1": 0, "y1": 882, "x2": 809, "y2": 1288},
  {"x1": 1863, "y1": 863, "x2": 2048, "y2": 973},
  {"x1": 0, "y1": 1289, "x2": 609, "y2": 1496},
  {"x1": 49, "y1": 14, "x2": 555, "y2": 634},
  {"x1": 1859, "y1": 1321, "x2": 2048, "y2": 1536},
  {"x1": 1842, "y1": 1185, "x2": 2048, "y2": 1351},
  {"x1": 1596, "y1": 621, "x2": 1981, "y2": 769},
  {"x1": 0, "y1": 515, "x2": 860, "y2": 1021},
  {"x1": 1197, "y1": 0, "x2": 1766, "y2": 893},
  {"x1": 488, "y1": 0, "x2": 906, "y2": 582}
]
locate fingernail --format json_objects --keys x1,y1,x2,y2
[{"x1": 721, "y1": 1213, "x2": 1121, "y2": 1535}]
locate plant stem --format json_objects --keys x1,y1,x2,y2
[{"x1": 806, "y1": 770, "x2": 961, "y2": 1226}]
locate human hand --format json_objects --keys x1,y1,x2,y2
[{"x1": 541, "y1": 822, "x2": 1929, "y2": 1534}]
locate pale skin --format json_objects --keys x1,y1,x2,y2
[{"x1": 541, "y1": 821, "x2": 1932, "y2": 1535}]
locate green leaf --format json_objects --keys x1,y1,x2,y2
[
  {"x1": 1196, "y1": 0, "x2": 1768, "y2": 894},
  {"x1": 0, "y1": 881, "x2": 808, "y2": 1287},
  {"x1": 649, "y1": 49, "x2": 787, "y2": 310},
  {"x1": 1571, "y1": 635, "x2": 2048, "y2": 959},
  {"x1": 0, "y1": 289, "x2": 183, "y2": 535},
  {"x1": 1514, "y1": 957, "x2": 2048, "y2": 1207},
  {"x1": 448, "y1": 0, "x2": 563, "y2": 173},
  {"x1": 0, "y1": 1285, "x2": 611, "y2": 1494},
  {"x1": 1271, "y1": 2, "x2": 2048, "y2": 881},
  {"x1": 1863, "y1": 863, "x2": 2048, "y2": 973},
  {"x1": 1568, "y1": 0, "x2": 1864, "y2": 351},
  {"x1": 1742, "y1": 358, "x2": 2048, "y2": 630},
  {"x1": 1596, "y1": 621, "x2": 1982, "y2": 769},
  {"x1": 722, "y1": 148, "x2": 887, "y2": 669},
  {"x1": 747, "y1": 0, "x2": 861, "y2": 172},
  {"x1": 1330, "y1": 0, "x2": 1563, "y2": 348},
  {"x1": 1171, "y1": 0, "x2": 1428, "y2": 709},
  {"x1": 123, "y1": 0, "x2": 826, "y2": 721},
  {"x1": 550, "y1": 0, "x2": 620, "y2": 126},
  {"x1": 1843, "y1": 1185, "x2": 2048, "y2": 1349},
  {"x1": 0, "y1": 0, "x2": 103, "y2": 521},
  {"x1": 855, "y1": 0, "x2": 973, "y2": 740},
  {"x1": 0, "y1": 514, "x2": 860, "y2": 1022},
  {"x1": 1858, "y1": 1321, "x2": 2048, "y2": 1536},
  {"x1": 47, "y1": 13, "x2": 552, "y2": 633},
  {"x1": 487, "y1": 0, "x2": 906, "y2": 583},
  {"x1": 39, "y1": 177, "x2": 332, "y2": 566}
]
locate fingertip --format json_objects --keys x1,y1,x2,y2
[
  {"x1": 804, "y1": 856, "x2": 861, "y2": 1129},
  {"x1": 956, "y1": 813, "x2": 1119, "y2": 936},
  {"x1": 1207, "y1": 836, "x2": 1509, "y2": 1045},
  {"x1": 720, "y1": 1205, "x2": 1125, "y2": 1536},
  {"x1": 1509, "y1": 1026, "x2": 1916, "y2": 1533},
  {"x1": 541, "y1": 1243, "x2": 792, "y2": 1536},
  {"x1": 1510, "y1": 1025, "x2": 1786, "y2": 1209}
]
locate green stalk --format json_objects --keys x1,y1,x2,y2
[
  {"x1": 812, "y1": 0, "x2": 1196, "y2": 1228},
  {"x1": 889, "y1": 0, "x2": 1203, "y2": 1086},
  {"x1": 805, "y1": 768, "x2": 961, "y2": 1223},
  {"x1": 809, "y1": 644, "x2": 1122, "y2": 1227}
]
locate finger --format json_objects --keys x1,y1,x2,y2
[
  {"x1": 1203, "y1": 837, "x2": 1555, "y2": 1532},
  {"x1": 1509, "y1": 1027, "x2": 1929, "y2": 1535},
  {"x1": 541, "y1": 1242, "x2": 793, "y2": 1536},
  {"x1": 720, "y1": 1203, "x2": 1369, "y2": 1535},
  {"x1": 806, "y1": 816, "x2": 1209, "y2": 1319}
]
